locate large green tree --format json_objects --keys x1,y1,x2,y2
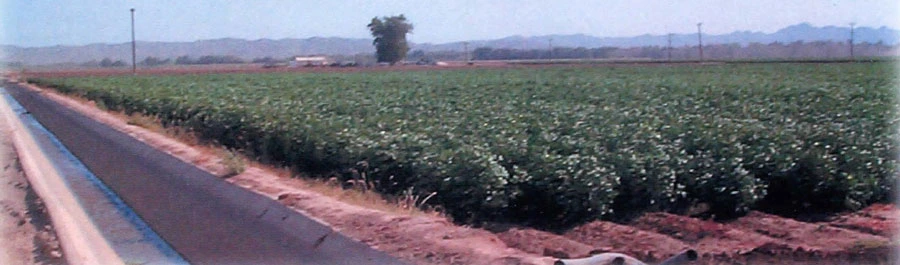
[{"x1": 368, "y1": 15, "x2": 413, "y2": 65}]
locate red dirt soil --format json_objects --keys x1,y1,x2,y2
[
  {"x1": 499, "y1": 205, "x2": 896, "y2": 265},
  {"x1": 4, "y1": 70, "x2": 897, "y2": 265},
  {"x1": 496, "y1": 228, "x2": 599, "y2": 259},
  {"x1": 629, "y1": 210, "x2": 896, "y2": 264},
  {"x1": 831, "y1": 203, "x2": 898, "y2": 238},
  {"x1": 562, "y1": 220, "x2": 690, "y2": 263}
]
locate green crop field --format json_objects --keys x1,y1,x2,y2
[{"x1": 29, "y1": 62, "x2": 898, "y2": 228}]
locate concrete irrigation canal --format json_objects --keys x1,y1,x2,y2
[{"x1": 2, "y1": 83, "x2": 410, "y2": 265}]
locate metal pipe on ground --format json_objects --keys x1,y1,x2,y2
[{"x1": 554, "y1": 249, "x2": 698, "y2": 265}]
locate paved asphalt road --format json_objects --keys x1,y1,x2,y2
[{"x1": 5, "y1": 83, "x2": 409, "y2": 265}]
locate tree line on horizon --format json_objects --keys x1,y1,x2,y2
[
  {"x1": 464, "y1": 40, "x2": 897, "y2": 61},
  {"x1": 75, "y1": 40, "x2": 895, "y2": 69}
]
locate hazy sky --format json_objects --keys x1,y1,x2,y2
[{"x1": 2, "y1": 0, "x2": 898, "y2": 47}]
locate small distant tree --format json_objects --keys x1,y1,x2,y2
[
  {"x1": 99, "y1": 58, "x2": 114, "y2": 67},
  {"x1": 175, "y1": 56, "x2": 193, "y2": 65},
  {"x1": 252, "y1": 56, "x2": 280, "y2": 64},
  {"x1": 140, "y1": 56, "x2": 170, "y2": 66},
  {"x1": 99, "y1": 58, "x2": 126, "y2": 68},
  {"x1": 472, "y1": 47, "x2": 493, "y2": 60},
  {"x1": 195, "y1": 55, "x2": 244, "y2": 64},
  {"x1": 407, "y1": 49, "x2": 426, "y2": 61},
  {"x1": 367, "y1": 14, "x2": 413, "y2": 65}
]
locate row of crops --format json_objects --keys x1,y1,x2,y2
[{"x1": 29, "y1": 63, "x2": 897, "y2": 228}]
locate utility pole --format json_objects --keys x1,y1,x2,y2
[
  {"x1": 667, "y1": 33, "x2": 673, "y2": 62},
  {"x1": 131, "y1": 8, "x2": 136, "y2": 75},
  {"x1": 548, "y1": 38, "x2": 553, "y2": 60},
  {"x1": 849, "y1": 22, "x2": 855, "y2": 59},
  {"x1": 697, "y1": 23, "x2": 703, "y2": 62},
  {"x1": 463, "y1": 41, "x2": 469, "y2": 64}
]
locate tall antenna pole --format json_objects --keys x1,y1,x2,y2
[
  {"x1": 697, "y1": 23, "x2": 703, "y2": 62},
  {"x1": 849, "y1": 22, "x2": 855, "y2": 59},
  {"x1": 667, "y1": 33, "x2": 673, "y2": 62},
  {"x1": 131, "y1": 8, "x2": 136, "y2": 75}
]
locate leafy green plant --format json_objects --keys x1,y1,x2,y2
[{"x1": 28, "y1": 62, "x2": 898, "y2": 228}]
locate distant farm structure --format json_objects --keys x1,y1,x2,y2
[{"x1": 290, "y1": 56, "x2": 330, "y2": 67}]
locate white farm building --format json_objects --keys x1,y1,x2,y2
[{"x1": 290, "y1": 56, "x2": 330, "y2": 67}]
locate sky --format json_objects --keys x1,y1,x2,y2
[{"x1": 1, "y1": 0, "x2": 899, "y2": 47}]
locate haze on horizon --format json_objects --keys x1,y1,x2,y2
[{"x1": 2, "y1": 0, "x2": 899, "y2": 47}]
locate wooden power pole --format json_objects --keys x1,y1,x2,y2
[
  {"x1": 667, "y1": 33, "x2": 673, "y2": 62},
  {"x1": 131, "y1": 8, "x2": 136, "y2": 75},
  {"x1": 697, "y1": 23, "x2": 703, "y2": 61},
  {"x1": 849, "y1": 22, "x2": 856, "y2": 59}
]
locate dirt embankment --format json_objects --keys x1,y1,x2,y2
[
  {"x1": 0, "y1": 108, "x2": 66, "y2": 265},
  {"x1": 7, "y1": 78, "x2": 897, "y2": 265},
  {"x1": 495, "y1": 205, "x2": 896, "y2": 265}
]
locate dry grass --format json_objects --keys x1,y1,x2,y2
[
  {"x1": 852, "y1": 239, "x2": 894, "y2": 250},
  {"x1": 298, "y1": 177, "x2": 442, "y2": 217},
  {"x1": 218, "y1": 148, "x2": 246, "y2": 178},
  {"x1": 125, "y1": 112, "x2": 160, "y2": 129},
  {"x1": 254, "y1": 162, "x2": 443, "y2": 218}
]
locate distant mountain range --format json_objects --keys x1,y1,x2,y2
[
  {"x1": 2, "y1": 37, "x2": 375, "y2": 66},
  {"x1": 418, "y1": 23, "x2": 899, "y2": 52},
  {"x1": 2, "y1": 23, "x2": 898, "y2": 66}
]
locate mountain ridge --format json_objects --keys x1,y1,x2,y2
[
  {"x1": 416, "y1": 23, "x2": 899, "y2": 52},
  {"x1": 3, "y1": 23, "x2": 897, "y2": 65}
]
